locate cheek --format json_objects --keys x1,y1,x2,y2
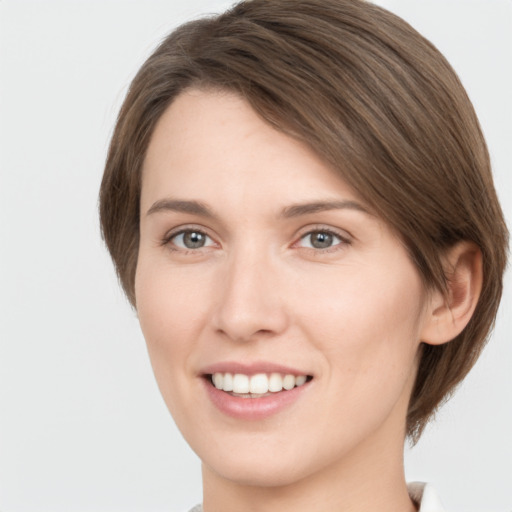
[
  {"x1": 136, "y1": 253, "x2": 210, "y2": 339},
  {"x1": 301, "y1": 260, "x2": 423, "y2": 322},
  {"x1": 134, "y1": 258, "x2": 209, "y2": 405},
  {"x1": 295, "y1": 260, "x2": 425, "y2": 395},
  {"x1": 283, "y1": 264, "x2": 426, "y2": 459}
]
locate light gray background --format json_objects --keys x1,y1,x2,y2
[{"x1": 0, "y1": 1, "x2": 510, "y2": 511}]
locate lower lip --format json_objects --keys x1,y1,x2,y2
[{"x1": 203, "y1": 378, "x2": 311, "y2": 421}]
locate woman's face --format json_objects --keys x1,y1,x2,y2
[{"x1": 136, "y1": 89, "x2": 432, "y2": 487}]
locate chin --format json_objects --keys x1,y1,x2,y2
[
  {"x1": 192, "y1": 424, "x2": 346, "y2": 490},
  {"x1": 203, "y1": 452, "x2": 314, "y2": 488}
]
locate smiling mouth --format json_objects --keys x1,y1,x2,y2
[{"x1": 207, "y1": 372, "x2": 313, "y2": 398}]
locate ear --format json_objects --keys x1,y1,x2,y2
[{"x1": 421, "y1": 241, "x2": 483, "y2": 346}]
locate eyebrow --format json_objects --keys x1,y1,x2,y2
[
  {"x1": 146, "y1": 198, "x2": 371, "y2": 219},
  {"x1": 281, "y1": 200, "x2": 370, "y2": 218},
  {"x1": 146, "y1": 199, "x2": 216, "y2": 218}
]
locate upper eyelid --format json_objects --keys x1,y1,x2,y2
[
  {"x1": 161, "y1": 225, "x2": 217, "y2": 246},
  {"x1": 164, "y1": 224, "x2": 213, "y2": 238},
  {"x1": 294, "y1": 224, "x2": 353, "y2": 242}
]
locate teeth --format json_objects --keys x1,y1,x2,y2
[
  {"x1": 222, "y1": 372, "x2": 233, "y2": 392},
  {"x1": 212, "y1": 373, "x2": 223, "y2": 389},
  {"x1": 211, "y1": 372, "x2": 309, "y2": 394},
  {"x1": 232, "y1": 373, "x2": 250, "y2": 394},
  {"x1": 295, "y1": 375, "x2": 307, "y2": 386},
  {"x1": 283, "y1": 374, "x2": 295, "y2": 390},
  {"x1": 268, "y1": 372, "x2": 283, "y2": 392},
  {"x1": 250, "y1": 373, "x2": 269, "y2": 394}
]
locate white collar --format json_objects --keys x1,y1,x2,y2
[{"x1": 408, "y1": 482, "x2": 447, "y2": 512}]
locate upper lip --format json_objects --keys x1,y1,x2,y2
[{"x1": 200, "y1": 361, "x2": 312, "y2": 377}]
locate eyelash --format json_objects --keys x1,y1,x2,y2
[
  {"x1": 295, "y1": 227, "x2": 351, "y2": 253},
  {"x1": 161, "y1": 226, "x2": 216, "y2": 253},
  {"x1": 161, "y1": 226, "x2": 352, "y2": 254}
]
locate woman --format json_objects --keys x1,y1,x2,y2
[{"x1": 99, "y1": 1, "x2": 508, "y2": 510}]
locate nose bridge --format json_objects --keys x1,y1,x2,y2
[{"x1": 212, "y1": 240, "x2": 288, "y2": 342}]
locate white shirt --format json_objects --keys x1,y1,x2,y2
[{"x1": 408, "y1": 482, "x2": 447, "y2": 512}]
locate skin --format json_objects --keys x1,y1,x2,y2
[{"x1": 135, "y1": 88, "x2": 452, "y2": 512}]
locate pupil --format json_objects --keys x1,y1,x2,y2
[
  {"x1": 184, "y1": 231, "x2": 205, "y2": 248},
  {"x1": 311, "y1": 232, "x2": 332, "y2": 249}
]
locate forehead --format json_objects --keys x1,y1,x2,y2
[{"x1": 141, "y1": 88, "x2": 367, "y2": 214}]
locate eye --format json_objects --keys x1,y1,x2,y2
[
  {"x1": 168, "y1": 229, "x2": 215, "y2": 250},
  {"x1": 298, "y1": 230, "x2": 347, "y2": 250}
]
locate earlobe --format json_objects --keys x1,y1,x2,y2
[{"x1": 421, "y1": 241, "x2": 483, "y2": 346}]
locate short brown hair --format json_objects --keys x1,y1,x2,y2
[{"x1": 99, "y1": 0, "x2": 508, "y2": 440}]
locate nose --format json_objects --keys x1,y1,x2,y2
[{"x1": 211, "y1": 247, "x2": 289, "y2": 343}]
